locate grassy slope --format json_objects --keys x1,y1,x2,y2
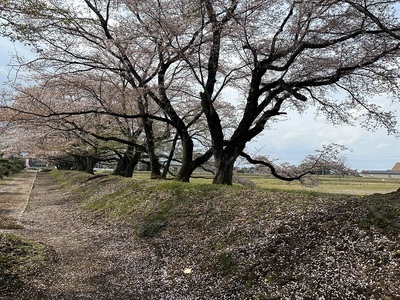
[
  {"x1": 51, "y1": 170, "x2": 400, "y2": 299},
  {"x1": 2, "y1": 170, "x2": 399, "y2": 298}
]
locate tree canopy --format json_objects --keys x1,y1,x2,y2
[{"x1": 1, "y1": 0, "x2": 399, "y2": 184}]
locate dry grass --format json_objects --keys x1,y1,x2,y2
[
  {"x1": 243, "y1": 174, "x2": 399, "y2": 195},
  {"x1": 133, "y1": 171, "x2": 400, "y2": 195}
]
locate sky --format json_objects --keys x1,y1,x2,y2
[
  {"x1": 1, "y1": 37, "x2": 400, "y2": 172},
  {"x1": 247, "y1": 104, "x2": 400, "y2": 172}
]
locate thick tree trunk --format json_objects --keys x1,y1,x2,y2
[
  {"x1": 174, "y1": 133, "x2": 214, "y2": 182},
  {"x1": 113, "y1": 146, "x2": 141, "y2": 177},
  {"x1": 85, "y1": 157, "x2": 98, "y2": 174},
  {"x1": 176, "y1": 163, "x2": 195, "y2": 182},
  {"x1": 73, "y1": 155, "x2": 98, "y2": 174},
  {"x1": 212, "y1": 141, "x2": 245, "y2": 185},
  {"x1": 213, "y1": 158, "x2": 235, "y2": 185},
  {"x1": 176, "y1": 133, "x2": 194, "y2": 182}
]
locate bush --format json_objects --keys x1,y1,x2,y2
[{"x1": 0, "y1": 159, "x2": 25, "y2": 178}]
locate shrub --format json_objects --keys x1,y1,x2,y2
[{"x1": 0, "y1": 159, "x2": 25, "y2": 178}]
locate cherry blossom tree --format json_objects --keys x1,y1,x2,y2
[
  {"x1": 0, "y1": 0, "x2": 215, "y2": 181},
  {"x1": 0, "y1": 105, "x2": 117, "y2": 174},
  {"x1": 1, "y1": 0, "x2": 400, "y2": 184},
  {"x1": 187, "y1": 0, "x2": 400, "y2": 184}
]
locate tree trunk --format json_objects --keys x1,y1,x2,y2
[
  {"x1": 161, "y1": 133, "x2": 178, "y2": 179},
  {"x1": 212, "y1": 141, "x2": 245, "y2": 185},
  {"x1": 176, "y1": 146, "x2": 214, "y2": 183},
  {"x1": 113, "y1": 146, "x2": 141, "y2": 177},
  {"x1": 175, "y1": 133, "x2": 194, "y2": 182},
  {"x1": 144, "y1": 119, "x2": 162, "y2": 179},
  {"x1": 139, "y1": 98, "x2": 161, "y2": 179},
  {"x1": 55, "y1": 160, "x2": 73, "y2": 170},
  {"x1": 213, "y1": 158, "x2": 235, "y2": 185},
  {"x1": 72, "y1": 155, "x2": 98, "y2": 174},
  {"x1": 84, "y1": 156, "x2": 98, "y2": 174}
]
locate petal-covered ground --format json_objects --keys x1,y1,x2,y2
[{"x1": 1, "y1": 171, "x2": 399, "y2": 299}]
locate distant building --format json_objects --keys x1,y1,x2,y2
[
  {"x1": 361, "y1": 162, "x2": 400, "y2": 178},
  {"x1": 392, "y1": 162, "x2": 400, "y2": 172}
]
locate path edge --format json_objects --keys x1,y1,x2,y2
[{"x1": 19, "y1": 170, "x2": 38, "y2": 219}]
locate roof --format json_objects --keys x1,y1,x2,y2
[
  {"x1": 361, "y1": 170, "x2": 400, "y2": 175},
  {"x1": 391, "y1": 162, "x2": 400, "y2": 171}
]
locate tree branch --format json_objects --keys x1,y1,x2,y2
[{"x1": 240, "y1": 151, "x2": 311, "y2": 182}]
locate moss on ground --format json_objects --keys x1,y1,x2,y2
[
  {"x1": 0, "y1": 233, "x2": 50, "y2": 292},
  {"x1": 360, "y1": 188, "x2": 400, "y2": 235}
]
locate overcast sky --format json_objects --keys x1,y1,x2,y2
[{"x1": 1, "y1": 37, "x2": 399, "y2": 171}]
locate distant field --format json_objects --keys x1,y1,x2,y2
[
  {"x1": 95, "y1": 170, "x2": 400, "y2": 195},
  {"x1": 241, "y1": 174, "x2": 400, "y2": 195}
]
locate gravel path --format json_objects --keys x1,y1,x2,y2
[{"x1": 1, "y1": 172, "x2": 167, "y2": 300}]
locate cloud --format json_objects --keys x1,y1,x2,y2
[
  {"x1": 247, "y1": 105, "x2": 400, "y2": 171},
  {"x1": 376, "y1": 143, "x2": 390, "y2": 149}
]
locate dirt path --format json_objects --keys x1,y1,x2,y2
[
  {"x1": 1, "y1": 172, "x2": 172, "y2": 300},
  {"x1": 0, "y1": 170, "x2": 37, "y2": 229}
]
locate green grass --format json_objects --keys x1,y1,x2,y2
[
  {"x1": 84, "y1": 177, "x2": 233, "y2": 237},
  {"x1": 51, "y1": 170, "x2": 94, "y2": 187},
  {"x1": 50, "y1": 170, "x2": 251, "y2": 236}
]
